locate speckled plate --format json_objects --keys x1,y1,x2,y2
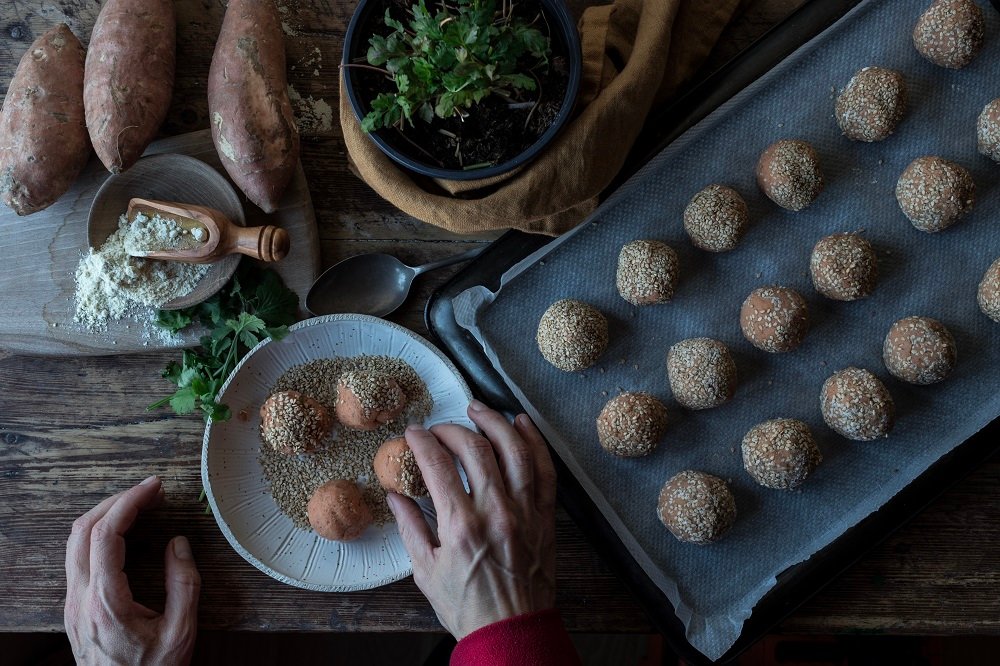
[{"x1": 202, "y1": 314, "x2": 474, "y2": 591}]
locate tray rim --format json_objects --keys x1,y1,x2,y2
[{"x1": 425, "y1": 0, "x2": 1000, "y2": 662}]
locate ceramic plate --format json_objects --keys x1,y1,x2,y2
[{"x1": 202, "y1": 314, "x2": 474, "y2": 591}]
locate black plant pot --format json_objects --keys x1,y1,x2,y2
[{"x1": 343, "y1": 0, "x2": 582, "y2": 181}]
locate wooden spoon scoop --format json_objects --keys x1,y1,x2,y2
[{"x1": 125, "y1": 197, "x2": 290, "y2": 263}]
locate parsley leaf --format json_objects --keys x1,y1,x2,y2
[{"x1": 149, "y1": 265, "x2": 299, "y2": 423}]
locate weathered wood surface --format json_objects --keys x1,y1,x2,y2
[
  {"x1": 3, "y1": 0, "x2": 998, "y2": 639},
  {"x1": 0, "y1": 130, "x2": 320, "y2": 355}
]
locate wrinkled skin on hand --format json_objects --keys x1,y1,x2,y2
[
  {"x1": 387, "y1": 401, "x2": 558, "y2": 639},
  {"x1": 64, "y1": 476, "x2": 201, "y2": 665}
]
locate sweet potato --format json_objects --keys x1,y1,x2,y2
[
  {"x1": 0, "y1": 24, "x2": 89, "y2": 216},
  {"x1": 84, "y1": 0, "x2": 176, "y2": 174},
  {"x1": 208, "y1": 0, "x2": 299, "y2": 213}
]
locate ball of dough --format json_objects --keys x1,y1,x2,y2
[
  {"x1": 683, "y1": 184, "x2": 749, "y2": 252},
  {"x1": 307, "y1": 479, "x2": 373, "y2": 541},
  {"x1": 977, "y1": 98, "x2": 1000, "y2": 164},
  {"x1": 740, "y1": 286, "x2": 809, "y2": 353},
  {"x1": 742, "y1": 419, "x2": 822, "y2": 490},
  {"x1": 978, "y1": 257, "x2": 1000, "y2": 322},
  {"x1": 913, "y1": 0, "x2": 985, "y2": 70},
  {"x1": 756, "y1": 139, "x2": 825, "y2": 211},
  {"x1": 596, "y1": 392, "x2": 669, "y2": 458},
  {"x1": 835, "y1": 66, "x2": 907, "y2": 142},
  {"x1": 536, "y1": 299, "x2": 608, "y2": 371},
  {"x1": 616, "y1": 240, "x2": 679, "y2": 305},
  {"x1": 657, "y1": 471, "x2": 736, "y2": 545},
  {"x1": 259, "y1": 390, "x2": 332, "y2": 455},
  {"x1": 666, "y1": 337, "x2": 738, "y2": 410},
  {"x1": 374, "y1": 437, "x2": 428, "y2": 498},
  {"x1": 809, "y1": 233, "x2": 878, "y2": 301},
  {"x1": 883, "y1": 316, "x2": 957, "y2": 385},
  {"x1": 820, "y1": 367, "x2": 895, "y2": 441},
  {"x1": 896, "y1": 156, "x2": 975, "y2": 233},
  {"x1": 335, "y1": 370, "x2": 408, "y2": 431}
]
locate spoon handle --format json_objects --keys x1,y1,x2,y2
[
  {"x1": 410, "y1": 245, "x2": 486, "y2": 276},
  {"x1": 225, "y1": 225, "x2": 290, "y2": 262}
]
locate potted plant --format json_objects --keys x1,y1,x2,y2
[{"x1": 342, "y1": 0, "x2": 582, "y2": 180}]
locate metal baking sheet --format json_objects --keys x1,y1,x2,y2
[{"x1": 451, "y1": 0, "x2": 1000, "y2": 659}]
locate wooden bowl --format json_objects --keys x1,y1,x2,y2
[{"x1": 88, "y1": 154, "x2": 246, "y2": 310}]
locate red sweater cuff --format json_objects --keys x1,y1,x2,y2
[{"x1": 449, "y1": 608, "x2": 581, "y2": 666}]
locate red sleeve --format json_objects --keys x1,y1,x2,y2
[{"x1": 449, "y1": 608, "x2": 582, "y2": 666}]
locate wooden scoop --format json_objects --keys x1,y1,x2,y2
[{"x1": 125, "y1": 198, "x2": 290, "y2": 264}]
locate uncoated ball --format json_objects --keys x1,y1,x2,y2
[
  {"x1": 260, "y1": 390, "x2": 332, "y2": 455},
  {"x1": 756, "y1": 139, "x2": 825, "y2": 211},
  {"x1": 596, "y1": 392, "x2": 669, "y2": 458},
  {"x1": 536, "y1": 299, "x2": 608, "y2": 371},
  {"x1": 895, "y1": 156, "x2": 975, "y2": 233},
  {"x1": 977, "y1": 99, "x2": 1000, "y2": 164},
  {"x1": 683, "y1": 184, "x2": 749, "y2": 252},
  {"x1": 820, "y1": 367, "x2": 895, "y2": 441},
  {"x1": 835, "y1": 67, "x2": 907, "y2": 142},
  {"x1": 883, "y1": 316, "x2": 957, "y2": 385},
  {"x1": 979, "y1": 257, "x2": 1000, "y2": 322},
  {"x1": 657, "y1": 471, "x2": 736, "y2": 545},
  {"x1": 616, "y1": 240, "x2": 679, "y2": 305},
  {"x1": 810, "y1": 233, "x2": 878, "y2": 301},
  {"x1": 742, "y1": 419, "x2": 822, "y2": 490},
  {"x1": 740, "y1": 286, "x2": 809, "y2": 353},
  {"x1": 374, "y1": 437, "x2": 427, "y2": 498},
  {"x1": 307, "y1": 479, "x2": 373, "y2": 541},
  {"x1": 667, "y1": 337, "x2": 738, "y2": 410},
  {"x1": 913, "y1": 0, "x2": 985, "y2": 70}
]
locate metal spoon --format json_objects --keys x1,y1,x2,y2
[{"x1": 306, "y1": 246, "x2": 486, "y2": 317}]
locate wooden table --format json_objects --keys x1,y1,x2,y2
[{"x1": 1, "y1": 0, "x2": 998, "y2": 641}]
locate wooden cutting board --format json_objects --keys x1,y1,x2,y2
[{"x1": 0, "y1": 129, "x2": 320, "y2": 356}]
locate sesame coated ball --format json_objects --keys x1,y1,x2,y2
[
  {"x1": 596, "y1": 392, "x2": 669, "y2": 458},
  {"x1": 977, "y1": 99, "x2": 1000, "y2": 164},
  {"x1": 742, "y1": 419, "x2": 822, "y2": 490},
  {"x1": 912, "y1": 0, "x2": 985, "y2": 70},
  {"x1": 978, "y1": 257, "x2": 1000, "y2": 323},
  {"x1": 657, "y1": 471, "x2": 736, "y2": 545},
  {"x1": 306, "y1": 479, "x2": 373, "y2": 541},
  {"x1": 883, "y1": 316, "x2": 957, "y2": 385},
  {"x1": 260, "y1": 390, "x2": 332, "y2": 455},
  {"x1": 895, "y1": 156, "x2": 975, "y2": 233},
  {"x1": 536, "y1": 299, "x2": 608, "y2": 371},
  {"x1": 616, "y1": 240, "x2": 680, "y2": 306},
  {"x1": 820, "y1": 367, "x2": 895, "y2": 441},
  {"x1": 809, "y1": 233, "x2": 878, "y2": 301},
  {"x1": 740, "y1": 286, "x2": 809, "y2": 353},
  {"x1": 835, "y1": 67, "x2": 907, "y2": 142},
  {"x1": 335, "y1": 370, "x2": 408, "y2": 431},
  {"x1": 683, "y1": 184, "x2": 749, "y2": 252},
  {"x1": 666, "y1": 337, "x2": 738, "y2": 410},
  {"x1": 374, "y1": 437, "x2": 428, "y2": 498},
  {"x1": 756, "y1": 139, "x2": 825, "y2": 211}
]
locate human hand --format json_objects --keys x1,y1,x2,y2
[
  {"x1": 387, "y1": 400, "x2": 558, "y2": 639},
  {"x1": 64, "y1": 476, "x2": 202, "y2": 666}
]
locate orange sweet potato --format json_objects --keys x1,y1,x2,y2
[
  {"x1": 84, "y1": 0, "x2": 176, "y2": 174},
  {"x1": 0, "y1": 24, "x2": 89, "y2": 216},
  {"x1": 208, "y1": 0, "x2": 299, "y2": 213}
]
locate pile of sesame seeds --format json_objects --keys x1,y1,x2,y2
[
  {"x1": 834, "y1": 66, "x2": 907, "y2": 142},
  {"x1": 615, "y1": 239, "x2": 680, "y2": 306},
  {"x1": 756, "y1": 139, "x2": 825, "y2": 211},
  {"x1": 741, "y1": 419, "x2": 822, "y2": 490},
  {"x1": 912, "y1": 0, "x2": 985, "y2": 70},
  {"x1": 895, "y1": 156, "x2": 976, "y2": 232},
  {"x1": 682, "y1": 184, "x2": 749, "y2": 253},
  {"x1": 536, "y1": 299, "x2": 609, "y2": 372},
  {"x1": 657, "y1": 471, "x2": 737, "y2": 545},
  {"x1": 820, "y1": 367, "x2": 896, "y2": 441},
  {"x1": 977, "y1": 99, "x2": 1000, "y2": 163},
  {"x1": 260, "y1": 355, "x2": 433, "y2": 528}
]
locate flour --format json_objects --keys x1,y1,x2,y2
[
  {"x1": 74, "y1": 215, "x2": 210, "y2": 336},
  {"x1": 288, "y1": 84, "x2": 333, "y2": 134},
  {"x1": 123, "y1": 212, "x2": 207, "y2": 256}
]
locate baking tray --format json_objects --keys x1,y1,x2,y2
[{"x1": 426, "y1": 1, "x2": 1000, "y2": 663}]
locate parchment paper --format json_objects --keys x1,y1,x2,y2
[{"x1": 454, "y1": 0, "x2": 1000, "y2": 659}]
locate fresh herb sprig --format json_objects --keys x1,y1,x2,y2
[
  {"x1": 149, "y1": 266, "x2": 298, "y2": 422},
  {"x1": 360, "y1": 0, "x2": 552, "y2": 132}
]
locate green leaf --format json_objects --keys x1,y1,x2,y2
[
  {"x1": 155, "y1": 309, "x2": 192, "y2": 333},
  {"x1": 169, "y1": 388, "x2": 197, "y2": 415}
]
